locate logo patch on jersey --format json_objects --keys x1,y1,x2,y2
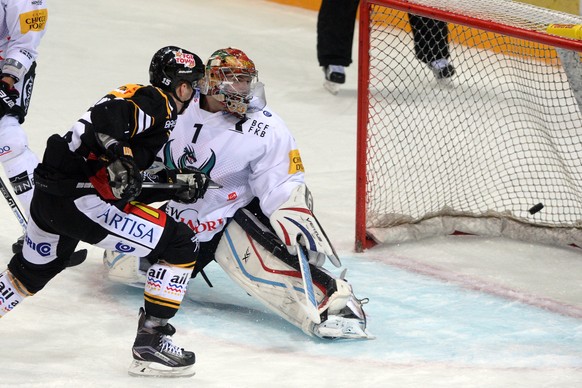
[
  {"x1": 228, "y1": 192, "x2": 238, "y2": 201},
  {"x1": 163, "y1": 140, "x2": 216, "y2": 177},
  {"x1": 9, "y1": 171, "x2": 33, "y2": 194},
  {"x1": 263, "y1": 111, "x2": 272, "y2": 117},
  {"x1": 248, "y1": 119, "x2": 269, "y2": 137},
  {"x1": 288, "y1": 149, "x2": 304, "y2": 174},
  {"x1": 125, "y1": 201, "x2": 166, "y2": 226},
  {"x1": 164, "y1": 120, "x2": 176, "y2": 129},
  {"x1": 175, "y1": 51, "x2": 197, "y2": 68},
  {"x1": 114, "y1": 242, "x2": 136, "y2": 253},
  {"x1": 165, "y1": 204, "x2": 225, "y2": 236},
  {"x1": 0, "y1": 145, "x2": 12, "y2": 157},
  {"x1": 20, "y1": 9, "x2": 48, "y2": 33},
  {"x1": 96, "y1": 207, "x2": 161, "y2": 247},
  {"x1": 25, "y1": 235, "x2": 52, "y2": 257}
]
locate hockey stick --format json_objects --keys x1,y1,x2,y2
[
  {"x1": 296, "y1": 243, "x2": 322, "y2": 324},
  {"x1": 0, "y1": 176, "x2": 88, "y2": 266},
  {"x1": 0, "y1": 176, "x2": 27, "y2": 232},
  {"x1": 141, "y1": 180, "x2": 222, "y2": 190}
]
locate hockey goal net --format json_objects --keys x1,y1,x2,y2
[{"x1": 356, "y1": 0, "x2": 582, "y2": 251}]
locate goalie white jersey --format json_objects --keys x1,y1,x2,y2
[{"x1": 157, "y1": 95, "x2": 305, "y2": 241}]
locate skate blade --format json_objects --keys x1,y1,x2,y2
[
  {"x1": 313, "y1": 316, "x2": 375, "y2": 340},
  {"x1": 435, "y1": 76, "x2": 454, "y2": 88},
  {"x1": 323, "y1": 80, "x2": 341, "y2": 95},
  {"x1": 316, "y1": 326, "x2": 376, "y2": 340},
  {"x1": 128, "y1": 359, "x2": 195, "y2": 378}
]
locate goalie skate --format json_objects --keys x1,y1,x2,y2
[
  {"x1": 313, "y1": 315, "x2": 372, "y2": 340},
  {"x1": 314, "y1": 286, "x2": 374, "y2": 340}
]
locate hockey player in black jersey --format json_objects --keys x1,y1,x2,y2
[{"x1": 0, "y1": 46, "x2": 209, "y2": 378}]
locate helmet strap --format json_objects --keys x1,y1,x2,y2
[{"x1": 172, "y1": 82, "x2": 195, "y2": 114}]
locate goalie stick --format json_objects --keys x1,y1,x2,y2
[
  {"x1": 296, "y1": 242, "x2": 322, "y2": 324},
  {"x1": 0, "y1": 176, "x2": 88, "y2": 267},
  {"x1": 141, "y1": 180, "x2": 222, "y2": 190}
]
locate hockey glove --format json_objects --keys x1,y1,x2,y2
[
  {"x1": 105, "y1": 142, "x2": 142, "y2": 200},
  {"x1": 173, "y1": 169, "x2": 210, "y2": 203},
  {"x1": 0, "y1": 79, "x2": 19, "y2": 118},
  {"x1": 269, "y1": 184, "x2": 341, "y2": 268}
]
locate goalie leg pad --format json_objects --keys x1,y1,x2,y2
[
  {"x1": 215, "y1": 208, "x2": 372, "y2": 339},
  {"x1": 103, "y1": 250, "x2": 147, "y2": 287},
  {"x1": 269, "y1": 184, "x2": 341, "y2": 268},
  {"x1": 215, "y1": 213, "x2": 328, "y2": 334}
]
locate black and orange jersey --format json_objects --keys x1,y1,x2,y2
[
  {"x1": 71, "y1": 83, "x2": 178, "y2": 170},
  {"x1": 35, "y1": 84, "x2": 179, "y2": 203}
]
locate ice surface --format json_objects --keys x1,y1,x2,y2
[{"x1": 1, "y1": 0, "x2": 581, "y2": 387}]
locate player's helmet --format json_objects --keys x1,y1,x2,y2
[
  {"x1": 202, "y1": 47, "x2": 259, "y2": 117},
  {"x1": 149, "y1": 46, "x2": 204, "y2": 92}
]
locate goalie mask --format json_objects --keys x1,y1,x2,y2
[
  {"x1": 149, "y1": 46, "x2": 205, "y2": 109},
  {"x1": 201, "y1": 47, "x2": 264, "y2": 117}
]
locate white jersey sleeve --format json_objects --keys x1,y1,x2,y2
[
  {"x1": 0, "y1": 0, "x2": 48, "y2": 76},
  {"x1": 246, "y1": 109, "x2": 304, "y2": 217}
]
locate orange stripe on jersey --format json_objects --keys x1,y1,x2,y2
[
  {"x1": 124, "y1": 201, "x2": 167, "y2": 226},
  {"x1": 171, "y1": 261, "x2": 197, "y2": 269},
  {"x1": 153, "y1": 86, "x2": 173, "y2": 118},
  {"x1": 129, "y1": 100, "x2": 139, "y2": 137},
  {"x1": 109, "y1": 84, "x2": 142, "y2": 98}
]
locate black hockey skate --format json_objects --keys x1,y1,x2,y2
[
  {"x1": 128, "y1": 308, "x2": 196, "y2": 377},
  {"x1": 11, "y1": 235, "x2": 24, "y2": 254},
  {"x1": 323, "y1": 65, "x2": 346, "y2": 95},
  {"x1": 428, "y1": 59, "x2": 456, "y2": 79}
]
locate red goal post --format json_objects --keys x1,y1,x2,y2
[{"x1": 355, "y1": 0, "x2": 582, "y2": 251}]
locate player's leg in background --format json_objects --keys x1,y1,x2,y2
[
  {"x1": 408, "y1": 14, "x2": 456, "y2": 79},
  {"x1": 317, "y1": 0, "x2": 360, "y2": 93}
]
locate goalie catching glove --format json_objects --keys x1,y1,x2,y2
[
  {"x1": 141, "y1": 161, "x2": 210, "y2": 203},
  {"x1": 173, "y1": 169, "x2": 210, "y2": 203},
  {"x1": 269, "y1": 184, "x2": 341, "y2": 268}
]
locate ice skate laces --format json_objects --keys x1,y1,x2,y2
[
  {"x1": 159, "y1": 335, "x2": 183, "y2": 357},
  {"x1": 156, "y1": 324, "x2": 183, "y2": 357}
]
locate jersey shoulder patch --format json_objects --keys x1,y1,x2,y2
[
  {"x1": 20, "y1": 8, "x2": 48, "y2": 34},
  {"x1": 240, "y1": 108, "x2": 286, "y2": 139},
  {"x1": 108, "y1": 84, "x2": 143, "y2": 98}
]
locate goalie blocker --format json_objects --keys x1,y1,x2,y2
[{"x1": 105, "y1": 206, "x2": 372, "y2": 340}]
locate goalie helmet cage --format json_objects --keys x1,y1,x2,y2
[{"x1": 355, "y1": 0, "x2": 582, "y2": 252}]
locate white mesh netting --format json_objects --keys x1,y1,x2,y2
[{"x1": 360, "y1": 0, "x2": 582, "y2": 246}]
